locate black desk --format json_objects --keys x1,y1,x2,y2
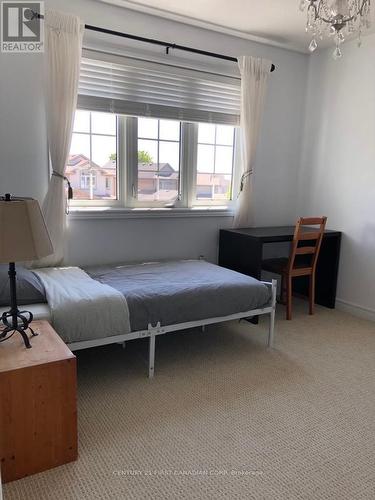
[{"x1": 219, "y1": 226, "x2": 342, "y2": 308}]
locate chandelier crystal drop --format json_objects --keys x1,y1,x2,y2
[{"x1": 299, "y1": 0, "x2": 372, "y2": 58}]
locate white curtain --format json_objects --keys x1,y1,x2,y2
[
  {"x1": 38, "y1": 10, "x2": 84, "y2": 266},
  {"x1": 233, "y1": 56, "x2": 272, "y2": 228}
]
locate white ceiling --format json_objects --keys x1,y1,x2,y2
[{"x1": 98, "y1": 0, "x2": 375, "y2": 53}]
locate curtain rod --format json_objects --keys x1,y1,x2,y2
[
  {"x1": 32, "y1": 11, "x2": 276, "y2": 72},
  {"x1": 84, "y1": 47, "x2": 243, "y2": 80}
]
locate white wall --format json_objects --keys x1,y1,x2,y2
[
  {"x1": 65, "y1": 214, "x2": 232, "y2": 266},
  {"x1": 298, "y1": 34, "x2": 375, "y2": 320},
  {"x1": 0, "y1": 0, "x2": 308, "y2": 266}
]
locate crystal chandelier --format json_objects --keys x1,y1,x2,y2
[{"x1": 299, "y1": 0, "x2": 371, "y2": 58}]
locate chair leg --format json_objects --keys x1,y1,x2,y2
[
  {"x1": 309, "y1": 274, "x2": 315, "y2": 315},
  {"x1": 286, "y1": 275, "x2": 292, "y2": 320}
]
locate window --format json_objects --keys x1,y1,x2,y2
[
  {"x1": 67, "y1": 110, "x2": 118, "y2": 201},
  {"x1": 70, "y1": 111, "x2": 238, "y2": 209},
  {"x1": 196, "y1": 124, "x2": 235, "y2": 201},
  {"x1": 80, "y1": 171, "x2": 96, "y2": 190}
]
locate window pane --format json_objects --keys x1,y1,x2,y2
[
  {"x1": 159, "y1": 120, "x2": 180, "y2": 141},
  {"x1": 159, "y1": 141, "x2": 180, "y2": 171},
  {"x1": 138, "y1": 139, "x2": 158, "y2": 165},
  {"x1": 215, "y1": 145, "x2": 233, "y2": 174},
  {"x1": 213, "y1": 174, "x2": 232, "y2": 200},
  {"x1": 73, "y1": 110, "x2": 90, "y2": 133},
  {"x1": 91, "y1": 112, "x2": 116, "y2": 135},
  {"x1": 198, "y1": 123, "x2": 215, "y2": 144},
  {"x1": 156, "y1": 162, "x2": 179, "y2": 202},
  {"x1": 197, "y1": 144, "x2": 214, "y2": 173},
  {"x1": 196, "y1": 172, "x2": 213, "y2": 199},
  {"x1": 137, "y1": 168, "x2": 179, "y2": 202},
  {"x1": 70, "y1": 133, "x2": 90, "y2": 158},
  {"x1": 92, "y1": 135, "x2": 117, "y2": 167},
  {"x1": 138, "y1": 138, "x2": 157, "y2": 202},
  {"x1": 138, "y1": 118, "x2": 158, "y2": 139},
  {"x1": 216, "y1": 125, "x2": 234, "y2": 146},
  {"x1": 158, "y1": 141, "x2": 179, "y2": 201},
  {"x1": 196, "y1": 173, "x2": 232, "y2": 201}
]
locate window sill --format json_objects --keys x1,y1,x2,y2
[{"x1": 68, "y1": 206, "x2": 235, "y2": 220}]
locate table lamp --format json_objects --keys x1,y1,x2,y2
[{"x1": 0, "y1": 194, "x2": 53, "y2": 348}]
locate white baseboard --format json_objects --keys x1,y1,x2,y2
[{"x1": 336, "y1": 299, "x2": 375, "y2": 322}]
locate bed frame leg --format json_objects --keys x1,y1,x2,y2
[
  {"x1": 268, "y1": 310, "x2": 275, "y2": 348},
  {"x1": 148, "y1": 333, "x2": 155, "y2": 378},
  {"x1": 268, "y1": 279, "x2": 277, "y2": 348}
]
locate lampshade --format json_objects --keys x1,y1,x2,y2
[{"x1": 0, "y1": 196, "x2": 53, "y2": 263}]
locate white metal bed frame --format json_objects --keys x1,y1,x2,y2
[{"x1": 67, "y1": 279, "x2": 277, "y2": 378}]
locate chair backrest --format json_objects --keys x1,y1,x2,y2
[{"x1": 287, "y1": 217, "x2": 327, "y2": 274}]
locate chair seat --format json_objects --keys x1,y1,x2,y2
[
  {"x1": 262, "y1": 258, "x2": 313, "y2": 275},
  {"x1": 262, "y1": 257, "x2": 289, "y2": 274}
]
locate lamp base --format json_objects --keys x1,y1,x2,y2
[{"x1": 0, "y1": 310, "x2": 38, "y2": 348}]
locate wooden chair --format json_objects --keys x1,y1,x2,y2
[{"x1": 262, "y1": 217, "x2": 327, "y2": 320}]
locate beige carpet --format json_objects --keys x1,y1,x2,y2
[{"x1": 3, "y1": 300, "x2": 375, "y2": 500}]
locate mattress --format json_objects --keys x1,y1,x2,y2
[
  {"x1": 85, "y1": 260, "x2": 272, "y2": 332},
  {"x1": 0, "y1": 303, "x2": 51, "y2": 321}
]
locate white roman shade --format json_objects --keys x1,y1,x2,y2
[{"x1": 77, "y1": 51, "x2": 241, "y2": 125}]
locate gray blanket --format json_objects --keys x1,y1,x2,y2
[{"x1": 85, "y1": 260, "x2": 271, "y2": 332}]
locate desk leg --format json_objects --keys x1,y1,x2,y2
[
  {"x1": 219, "y1": 232, "x2": 263, "y2": 279},
  {"x1": 315, "y1": 234, "x2": 341, "y2": 308},
  {"x1": 219, "y1": 233, "x2": 263, "y2": 324},
  {"x1": 219, "y1": 231, "x2": 263, "y2": 325}
]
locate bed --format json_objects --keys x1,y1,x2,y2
[{"x1": 0, "y1": 260, "x2": 277, "y2": 377}]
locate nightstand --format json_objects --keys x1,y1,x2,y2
[{"x1": 0, "y1": 320, "x2": 77, "y2": 483}]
